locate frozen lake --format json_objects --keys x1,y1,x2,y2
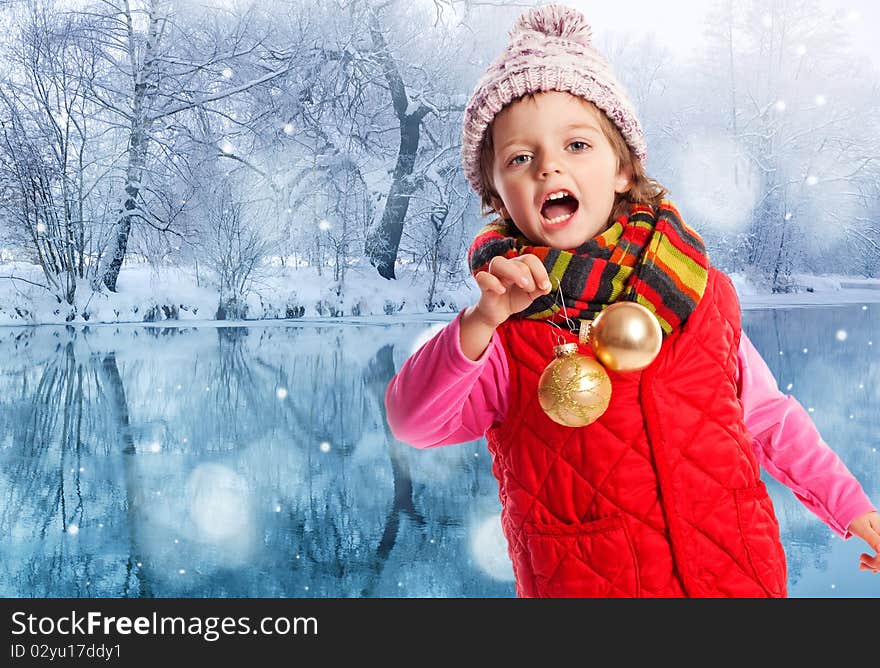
[{"x1": 0, "y1": 303, "x2": 878, "y2": 598}]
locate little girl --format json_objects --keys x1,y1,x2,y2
[{"x1": 384, "y1": 4, "x2": 880, "y2": 597}]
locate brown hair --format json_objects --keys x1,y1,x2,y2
[{"x1": 477, "y1": 93, "x2": 668, "y2": 225}]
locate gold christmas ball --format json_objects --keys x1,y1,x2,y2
[
  {"x1": 588, "y1": 302, "x2": 662, "y2": 372},
  {"x1": 537, "y1": 343, "x2": 612, "y2": 428}
]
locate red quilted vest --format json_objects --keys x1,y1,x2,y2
[{"x1": 486, "y1": 266, "x2": 788, "y2": 597}]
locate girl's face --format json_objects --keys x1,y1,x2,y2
[{"x1": 489, "y1": 91, "x2": 631, "y2": 249}]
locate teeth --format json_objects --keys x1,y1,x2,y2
[
  {"x1": 544, "y1": 212, "x2": 574, "y2": 224},
  {"x1": 544, "y1": 191, "x2": 569, "y2": 202}
]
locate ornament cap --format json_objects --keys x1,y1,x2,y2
[
  {"x1": 578, "y1": 319, "x2": 592, "y2": 346},
  {"x1": 552, "y1": 342, "x2": 579, "y2": 358}
]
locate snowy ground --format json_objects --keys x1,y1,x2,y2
[
  {"x1": 0, "y1": 260, "x2": 879, "y2": 327},
  {"x1": 729, "y1": 274, "x2": 880, "y2": 309}
]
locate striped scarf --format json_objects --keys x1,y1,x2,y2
[{"x1": 466, "y1": 199, "x2": 709, "y2": 334}]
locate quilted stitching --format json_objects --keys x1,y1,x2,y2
[
  {"x1": 486, "y1": 267, "x2": 788, "y2": 597},
  {"x1": 489, "y1": 328, "x2": 676, "y2": 596},
  {"x1": 523, "y1": 517, "x2": 640, "y2": 597}
]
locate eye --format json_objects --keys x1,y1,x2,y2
[
  {"x1": 509, "y1": 154, "x2": 531, "y2": 166},
  {"x1": 569, "y1": 140, "x2": 591, "y2": 152}
]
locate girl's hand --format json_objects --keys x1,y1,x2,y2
[
  {"x1": 847, "y1": 511, "x2": 880, "y2": 573},
  {"x1": 473, "y1": 255, "x2": 552, "y2": 328}
]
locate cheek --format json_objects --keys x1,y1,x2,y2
[{"x1": 499, "y1": 183, "x2": 528, "y2": 205}]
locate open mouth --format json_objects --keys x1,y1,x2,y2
[{"x1": 540, "y1": 192, "x2": 579, "y2": 227}]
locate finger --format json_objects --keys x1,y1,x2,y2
[
  {"x1": 859, "y1": 553, "x2": 880, "y2": 569},
  {"x1": 862, "y1": 523, "x2": 880, "y2": 553},
  {"x1": 516, "y1": 265, "x2": 552, "y2": 301},
  {"x1": 475, "y1": 270, "x2": 507, "y2": 295},
  {"x1": 869, "y1": 514, "x2": 880, "y2": 537},
  {"x1": 490, "y1": 256, "x2": 535, "y2": 291},
  {"x1": 506, "y1": 255, "x2": 548, "y2": 293},
  {"x1": 513, "y1": 254, "x2": 552, "y2": 291}
]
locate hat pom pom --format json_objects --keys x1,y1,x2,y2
[{"x1": 510, "y1": 4, "x2": 593, "y2": 45}]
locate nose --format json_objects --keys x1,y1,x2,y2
[{"x1": 536, "y1": 153, "x2": 563, "y2": 177}]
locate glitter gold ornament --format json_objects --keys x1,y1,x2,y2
[
  {"x1": 582, "y1": 301, "x2": 662, "y2": 372},
  {"x1": 537, "y1": 342, "x2": 612, "y2": 428},
  {"x1": 536, "y1": 277, "x2": 662, "y2": 428}
]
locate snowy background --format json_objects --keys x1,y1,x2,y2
[{"x1": 0, "y1": 0, "x2": 878, "y2": 324}]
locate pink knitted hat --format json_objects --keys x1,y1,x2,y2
[{"x1": 461, "y1": 4, "x2": 648, "y2": 198}]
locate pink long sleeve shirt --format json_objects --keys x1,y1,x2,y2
[{"x1": 385, "y1": 308, "x2": 876, "y2": 540}]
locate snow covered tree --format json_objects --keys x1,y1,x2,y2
[
  {"x1": 0, "y1": 0, "x2": 107, "y2": 310},
  {"x1": 281, "y1": 0, "x2": 484, "y2": 283},
  {"x1": 404, "y1": 160, "x2": 469, "y2": 310},
  {"x1": 694, "y1": 0, "x2": 880, "y2": 289},
  {"x1": 193, "y1": 174, "x2": 277, "y2": 320},
  {"x1": 75, "y1": 0, "x2": 294, "y2": 293},
  {"x1": 356, "y1": 0, "x2": 433, "y2": 279}
]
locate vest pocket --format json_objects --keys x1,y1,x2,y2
[
  {"x1": 522, "y1": 515, "x2": 640, "y2": 598},
  {"x1": 733, "y1": 481, "x2": 788, "y2": 597}
]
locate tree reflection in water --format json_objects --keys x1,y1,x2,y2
[{"x1": 0, "y1": 305, "x2": 876, "y2": 598}]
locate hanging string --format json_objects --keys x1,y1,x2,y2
[{"x1": 545, "y1": 274, "x2": 578, "y2": 347}]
